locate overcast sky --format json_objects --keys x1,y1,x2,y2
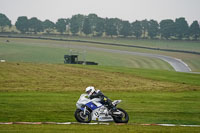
[{"x1": 1, "y1": 0, "x2": 200, "y2": 24}]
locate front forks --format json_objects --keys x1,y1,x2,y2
[{"x1": 83, "y1": 106, "x2": 87, "y2": 115}]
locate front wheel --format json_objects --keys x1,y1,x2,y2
[
  {"x1": 74, "y1": 109, "x2": 92, "y2": 123},
  {"x1": 112, "y1": 108, "x2": 129, "y2": 123}
]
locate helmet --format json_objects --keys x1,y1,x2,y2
[{"x1": 85, "y1": 86, "x2": 95, "y2": 96}]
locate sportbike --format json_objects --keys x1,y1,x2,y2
[{"x1": 74, "y1": 94, "x2": 129, "y2": 123}]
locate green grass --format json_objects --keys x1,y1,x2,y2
[
  {"x1": 1, "y1": 37, "x2": 200, "y2": 71},
  {"x1": 0, "y1": 63, "x2": 200, "y2": 125},
  {"x1": 1, "y1": 124, "x2": 200, "y2": 133},
  {"x1": 46, "y1": 35, "x2": 200, "y2": 52},
  {"x1": 83, "y1": 65, "x2": 200, "y2": 86},
  {"x1": 1, "y1": 91, "x2": 200, "y2": 125},
  {"x1": 0, "y1": 36, "x2": 200, "y2": 132},
  {"x1": 0, "y1": 37, "x2": 174, "y2": 71},
  {"x1": 0, "y1": 39, "x2": 66, "y2": 63},
  {"x1": 39, "y1": 35, "x2": 200, "y2": 52},
  {"x1": 1, "y1": 63, "x2": 199, "y2": 92},
  {"x1": 0, "y1": 63, "x2": 200, "y2": 132}
]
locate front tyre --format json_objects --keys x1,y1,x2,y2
[
  {"x1": 74, "y1": 109, "x2": 92, "y2": 123},
  {"x1": 112, "y1": 108, "x2": 129, "y2": 123}
]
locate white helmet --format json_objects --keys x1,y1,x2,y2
[{"x1": 85, "y1": 86, "x2": 95, "y2": 96}]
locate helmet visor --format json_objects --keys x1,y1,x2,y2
[{"x1": 86, "y1": 89, "x2": 92, "y2": 95}]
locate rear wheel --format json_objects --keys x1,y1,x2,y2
[
  {"x1": 112, "y1": 108, "x2": 129, "y2": 123},
  {"x1": 74, "y1": 109, "x2": 92, "y2": 123}
]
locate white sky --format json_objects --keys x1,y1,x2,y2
[{"x1": 0, "y1": 0, "x2": 200, "y2": 24}]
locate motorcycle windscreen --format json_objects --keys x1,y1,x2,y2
[{"x1": 86, "y1": 102, "x2": 98, "y2": 110}]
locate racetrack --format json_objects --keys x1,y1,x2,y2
[
  {"x1": 1, "y1": 36, "x2": 192, "y2": 72},
  {"x1": 66, "y1": 45, "x2": 192, "y2": 72},
  {"x1": 32, "y1": 42, "x2": 193, "y2": 72}
]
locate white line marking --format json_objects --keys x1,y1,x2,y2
[{"x1": 0, "y1": 122, "x2": 200, "y2": 127}]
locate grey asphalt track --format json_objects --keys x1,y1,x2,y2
[
  {"x1": 68, "y1": 45, "x2": 192, "y2": 72},
  {"x1": 4, "y1": 38, "x2": 191, "y2": 73}
]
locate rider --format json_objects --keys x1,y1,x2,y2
[{"x1": 85, "y1": 86, "x2": 117, "y2": 112}]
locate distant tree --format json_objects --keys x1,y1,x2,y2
[
  {"x1": 70, "y1": 18, "x2": 79, "y2": 35},
  {"x1": 0, "y1": 13, "x2": 11, "y2": 32},
  {"x1": 119, "y1": 21, "x2": 132, "y2": 37},
  {"x1": 56, "y1": 18, "x2": 67, "y2": 34},
  {"x1": 113, "y1": 18, "x2": 123, "y2": 36},
  {"x1": 95, "y1": 17, "x2": 105, "y2": 36},
  {"x1": 131, "y1": 20, "x2": 142, "y2": 39},
  {"x1": 15, "y1": 16, "x2": 29, "y2": 33},
  {"x1": 43, "y1": 19, "x2": 55, "y2": 34},
  {"x1": 174, "y1": 17, "x2": 189, "y2": 39},
  {"x1": 160, "y1": 19, "x2": 175, "y2": 39},
  {"x1": 105, "y1": 18, "x2": 117, "y2": 37},
  {"x1": 64, "y1": 18, "x2": 71, "y2": 34},
  {"x1": 189, "y1": 20, "x2": 200, "y2": 40},
  {"x1": 147, "y1": 20, "x2": 159, "y2": 39},
  {"x1": 88, "y1": 14, "x2": 98, "y2": 35},
  {"x1": 28, "y1": 17, "x2": 43, "y2": 34},
  {"x1": 70, "y1": 14, "x2": 85, "y2": 35},
  {"x1": 82, "y1": 17, "x2": 91, "y2": 35},
  {"x1": 63, "y1": 18, "x2": 70, "y2": 26},
  {"x1": 141, "y1": 19, "x2": 149, "y2": 38}
]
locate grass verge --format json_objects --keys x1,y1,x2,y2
[{"x1": 1, "y1": 124, "x2": 200, "y2": 133}]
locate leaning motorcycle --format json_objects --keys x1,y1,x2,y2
[{"x1": 74, "y1": 94, "x2": 129, "y2": 123}]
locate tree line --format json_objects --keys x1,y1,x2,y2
[{"x1": 0, "y1": 13, "x2": 200, "y2": 40}]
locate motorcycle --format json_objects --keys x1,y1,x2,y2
[{"x1": 74, "y1": 94, "x2": 129, "y2": 123}]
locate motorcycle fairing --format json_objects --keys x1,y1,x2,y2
[
  {"x1": 86, "y1": 102, "x2": 98, "y2": 110},
  {"x1": 76, "y1": 94, "x2": 123, "y2": 122}
]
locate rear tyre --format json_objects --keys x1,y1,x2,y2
[
  {"x1": 74, "y1": 109, "x2": 92, "y2": 123},
  {"x1": 112, "y1": 108, "x2": 129, "y2": 123}
]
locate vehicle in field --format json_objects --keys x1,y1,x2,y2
[
  {"x1": 64, "y1": 55, "x2": 98, "y2": 65},
  {"x1": 74, "y1": 94, "x2": 129, "y2": 123}
]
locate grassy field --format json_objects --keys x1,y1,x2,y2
[
  {"x1": 1, "y1": 63, "x2": 200, "y2": 91},
  {"x1": 1, "y1": 36, "x2": 200, "y2": 71},
  {"x1": 27, "y1": 34, "x2": 200, "y2": 53},
  {"x1": 1, "y1": 124, "x2": 200, "y2": 133},
  {"x1": 1, "y1": 37, "x2": 200, "y2": 71},
  {"x1": 1, "y1": 91, "x2": 200, "y2": 124},
  {"x1": 0, "y1": 37, "x2": 175, "y2": 71},
  {"x1": 0, "y1": 36, "x2": 200, "y2": 132},
  {"x1": 44, "y1": 35, "x2": 200, "y2": 72},
  {"x1": 0, "y1": 63, "x2": 200, "y2": 132}
]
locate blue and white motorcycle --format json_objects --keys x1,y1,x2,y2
[{"x1": 74, "y1": 94, "x2": 129, "y2": 123}]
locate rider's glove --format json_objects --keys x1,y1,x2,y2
[{"x1": 104, "y1": 97, "x2": 107, "y2": 101}]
